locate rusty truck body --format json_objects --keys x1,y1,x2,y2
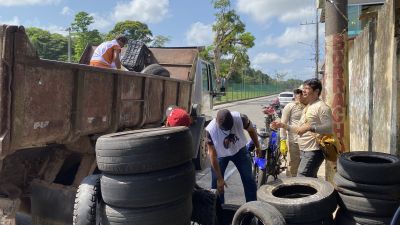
[{"x1": 0, "y1": 25, "x2": 221, "y2": 224}]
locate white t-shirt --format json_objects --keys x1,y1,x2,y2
[{"x1": 206, "y1": 111, "x2": 248, "y2": 157}]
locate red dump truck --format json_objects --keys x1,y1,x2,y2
[{"x1": 0, "y1": 24, "x2": 223, "y2": 224}]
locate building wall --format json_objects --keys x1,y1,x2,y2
[
  {"x1": 348, "y1": 24, "x2": 373, "y2": 152},
  {"x1": 349, "y1": 0, "x2": 398, "y2": 154}
]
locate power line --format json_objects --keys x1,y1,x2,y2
[{"x1": 300, "y1": 8, "x2": 320, "y2": 79}]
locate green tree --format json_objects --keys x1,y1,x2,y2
[
  {"x1": 150, "y1": 35, "x2": 170, "y2": 47},
  {"x1": 71, "y1": 11, "x2": 103, "y2": 62},
  {"x1": 106, "y1": 20, "x2": 153, "y2": 43},
  {"x1": 26, "y1": 27, "x2": 68, "y2": 61},
  {"x1": 210, "y1": 0, "x2": 255, "y2": 79}
]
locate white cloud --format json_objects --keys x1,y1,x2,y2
[
  {"x1": 0, "y1": 16, "x2": 21, "y2": 25},
  {"x1": 263, "y1": 25, "x2": 315, "y2": 47},
  {"x1": 90, "y1": 13, "x2": 112, "y2": 31},
  {"x1": 61, "y1": 6, "x2": 73, "y2": 16},
  {"x1": 0, "y1": 0, "x2": 60, "y2": 6},
  {"x1": 237, "y1": 0, "x2": 313, "y2": 24},
  {"x1": 185, "y1": 22, "x2": 213, "y2": 46},
  {"x1": 253, "y1": 52, "x2": 293, "y2": 65},
  {"x1": 112, "y1": 0, "x2": 170, "y2": 24},
  {"x1": 279, "y1": 6, "x2": 315, "y2": 23}
]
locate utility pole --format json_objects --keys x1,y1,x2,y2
[
  {"x1": 66, "y1": 27, "x2": 72, "y2": 62},
  {"x1": 300, "y1": 9, "x2": 319, "y2": 79},
  {"x1": 324, "y1": 0, "x2": 348, "y2": 182}
]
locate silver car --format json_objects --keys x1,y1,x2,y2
[{"x1": 278, "y1": 91, "x2": 294, "y2": 108}]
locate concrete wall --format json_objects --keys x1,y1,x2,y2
[{"x1": 349, "y1": 0, "x2": 398, "y2": 155}]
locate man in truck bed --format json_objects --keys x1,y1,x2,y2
[{"x1": 90, "y1": 35, "x2": 128, "y2": 69}]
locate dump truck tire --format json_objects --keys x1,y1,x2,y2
[
  {"x1": 232, "y1": 201, "x2": 286, "y2": 225},
  {"x1": 334, "y1": 208, "x2": 392, "y2": 225},
  {"x1": 141, "y1": 63, "x2": 170, "y2": 77},
  {"x1": 257, "y1": 177, "x2": 337, "y2": 224},
  {"x1": 73, "y1": 174, "x2": 102, "y2": 225},
  {"x1": 193, "y1": 130, "x2": 209, "y2": 170},
  {"x1": 337, "y1": 192, "x2": 399, "y2": 217},
  {"x1": 96, "y1": 127, "x2": 193, "y2": 174},
  {"x1": 337, "y1": 151, "x2": 400, "y2": 185},
  {"x1": 101, "y1": 197, "x2": 192, "y2": 225},
  {"x1": 101, "y1": 162, "x2": 195, "y2": 208},
  {"x1": 334, "y1": 174, "x2": 400, "y2": 201}
]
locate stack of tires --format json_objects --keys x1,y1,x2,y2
[
  {"x1": 96, "y1": 127, "x2": 196, "y2": 225},
  {"x1": 257, "y1": 177, "x2": 337, "y2": 225},
  {"x1": 334, "y1": 151, "x2": 400, "y2": 225}
]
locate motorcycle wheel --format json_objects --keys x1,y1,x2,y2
[{"x1": 257, "y1": 168, "x2": 268, "y2": 188}]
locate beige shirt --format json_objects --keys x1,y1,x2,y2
[
  {"x1": 280, "y1": 101, "x2": 305, "y2": 143},
  {"x1": 289, "y1": 99, "x2": 333, "y2": 151}
]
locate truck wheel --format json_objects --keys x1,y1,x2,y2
[
  {"x1": 102, "y1": 197, "x2": 192, "y2": 225},
  {"x1": 232, "y1": 201, "x2": 285, "y2": 225},
  {"x1": 337, "y1": 151, "x2": 400, "y2": 185},
  {"x1": 101, "y1": 162, "x2": 195, "y2": 208},
  {"x1": 73, "y1": 174, "x2": 102, "y2": 225},
  {"x1": 141, "y1": 63, "x2": 170, "y2": 77},
  {"x1": 194, "y1": 130, "x2": 209, "y2": 170},
  {"x1": 257, "y1": 177, "x2": 337, "y2": 224},
  {"x1": 96, "y1": 127, "x2": 193, "y2": 174}
]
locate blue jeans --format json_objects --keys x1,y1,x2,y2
[
  {"x1": 211, "y1": 147, "x2": 257, "y2": 204},
  {"x1": 297, "y1": 150, "x2": 324, "y2": 178}
]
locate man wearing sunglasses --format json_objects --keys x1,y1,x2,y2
[{"x1": 205, "y1": 109, "x2": 261, "y2": 203}]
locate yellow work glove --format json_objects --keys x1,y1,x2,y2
[{"x1": 280, "y1": 139, "x2": 288, "y2": 156}]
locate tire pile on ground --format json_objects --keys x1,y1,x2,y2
[
  {"x1": 334, "y1": 151, "x2": 400, "y2": 225},
  {"x1": 257, "y1": 177, "x2": 337, "y2": 225},
  {"x1": 96, "y1": 127, "x2": 196, "y2": 225}
]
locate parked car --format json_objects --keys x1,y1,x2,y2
[{"x1": 278, "y1": 91, "x2": 294, "y2": 108}]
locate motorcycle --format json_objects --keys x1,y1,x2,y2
[{"x1": 246, "y1": 105, "x2": 286, "y2": 188}]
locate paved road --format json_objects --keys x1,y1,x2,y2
[
  {"x1": 196, "y1": 95, "x2": 279, "y2": 205},
  {"x1": 196, "y1": 95, "x2": 326, "y2": 206}
]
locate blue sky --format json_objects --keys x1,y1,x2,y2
[{"x1": 0, "y1": 0, "x2": 324, "y2": 80}]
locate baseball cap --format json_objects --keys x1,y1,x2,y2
[
  {"x1": 166, "y1": 108, "x2": 191, "y2": 127},
  {"x1": 293, "y1": 85, "x2": 303, "y2": 94}
]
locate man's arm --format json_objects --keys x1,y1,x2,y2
[
  {"x1": 246, "y1": 121, "x2": 261, "y2": 156},
  {"x1": 314, "y1": 106, "x2": 333, "y2": 134},
  {"x1": 113, "y1": 49, "x2": 122, "y2": 69},
  {"x1": 207, "y1": 143, "x2": 227, "y2": 194}
]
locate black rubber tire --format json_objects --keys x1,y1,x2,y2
[
  {"x1": 101, "y1": 197, "x2": 192, "y2": 225},
  {"x1": 96, "y1": 127, "x2": 193, "y2": 174},
  {"x1": 193, "y1": 130, "x2": 209, "y2": 170},
  {"x1": 101, "y1": 162, "x2": 195, "y2": 208},
  {"x1": 337, "y1": 192, "x2": 399, "y2": 217},
  {"x1": 257, "y1": 177, "x2": 337, "y2": 224},
  {"x1": 232, "y1": 201, "x2": 286, "y2": 225},
  {"x1": 334, "y1": 173, "x2": 400, "y2": 200},
  {"x1": 218, "y1": 204, "x2": 241, "y2": 225},
  {"x1": 286, "y1": 217, "x2": 334, "y2": 225},
  {"x1": 73, "y1": 174, "x2": 101, "y2": 225},
  {"x1": 257, "y1": 169, "x2": 267, "y2": 188},
  {"x1": 334, "y1": 208, "x2": 392, "y2": 225},
  {"x1": 141, "y1": 63, "x2": 170, "y2": 77},
  {"x1": 337, "y1": 151, "x2": 400, "y2": 185},
  {"x1": 191, "y1": 185, "x2": 218, "y2": 225}
]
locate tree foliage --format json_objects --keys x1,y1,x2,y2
[
  {"x1": 26, "y1": 27, "x2": 68, "y2": 61},
  {"x1": 71, "y1": 11, "x2": 103, "y2": 62},
  {"x1": 106, "y1": 20, "x2": 153, "y2": 43},
  {"x1": 210, "y1": 0, "x2": 255, "y2": 79},
  {"x1": 150, "y1": 35, "x2": 170, "y2": 47}
]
